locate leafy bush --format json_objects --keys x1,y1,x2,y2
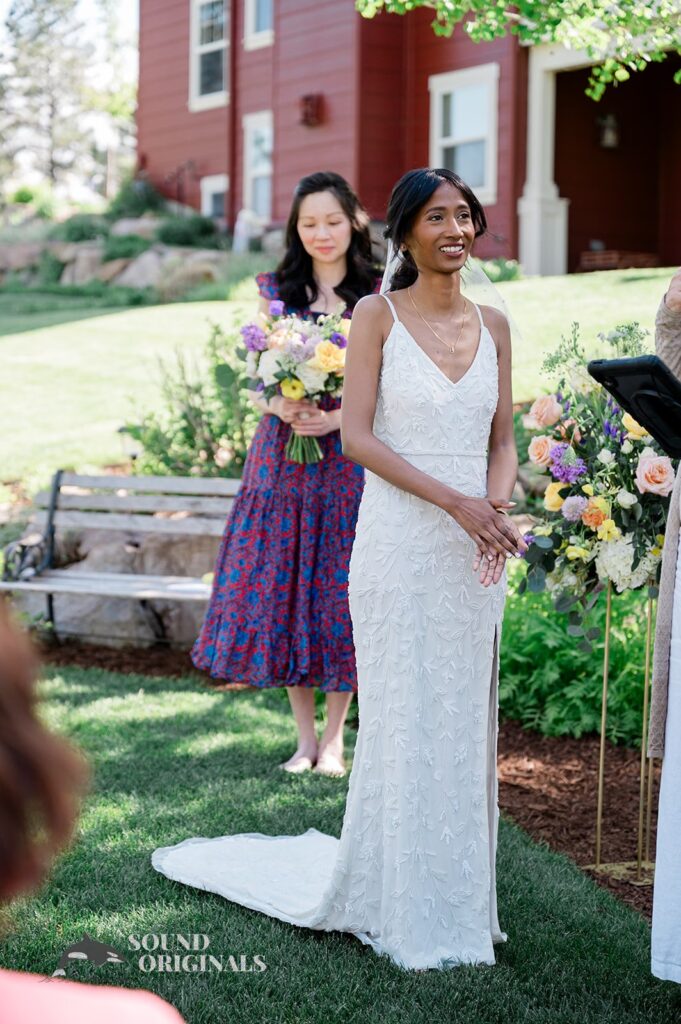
[
  {"x1": 500, "y1": 562, "x2": 651, "y2": 747},
  {"x1": 102, "y1": 234, "x2": 152, "y2": 262},
  {"x1": 125, "y1": 321, "x2": 260, "y2": 478},
  {"x1": 156, "y1": 214, "x2": 219, "y2": 248},
  {"x1": 36, "y1": 250, "x2": 65, "y2": 285},
  {"x1": 478, "y1": 257, "x2": 522, "y2": 283},
  {"x1": 12, "y1": 185, "x2": 36, "y2": 204},
  {"x1": 49, "y1": 213, "x2": 110, "y2": 242},
  {"x1": 107, "y1": 175, "x2": 166, "y2": 220}
]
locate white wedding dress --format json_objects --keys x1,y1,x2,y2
[{"x1": 152, "y1": 296, "x2": 508, "y2": 970}]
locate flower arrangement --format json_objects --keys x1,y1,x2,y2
[
  {"x1": 239, "y1": 299, "x2": 348, "y2": 463},
  {"x1": 520, "y1": 323, "x2": 676, "y2": 646}
]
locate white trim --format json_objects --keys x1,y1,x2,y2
[
  {"x1": 189, "y1": 0, "x2": 229, "y2": 113},
  {"x1": 242, "y1": 110, "x2": 273, "y2": 222},
  {"x1": 243, "y1": 0, "x2": 274, "y2": 50},
  {"x1": 518, "y1": 42, "x2": 592, "y2": 275},
  {"x1": 428, "y1": 62, "x2": 499, "y2": 206},
  {"x1": 200, "y1": 173, "x2": 229, "y2": 217}
]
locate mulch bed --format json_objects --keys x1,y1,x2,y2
[{"x1": 40, "y1": 637, "x2": 660, "y2": 922}]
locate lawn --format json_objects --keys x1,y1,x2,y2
[
  {"x1": 1, "y1": 665, "x2": 680, "y2": 1024},
  {"x1": 0, "y1": 266, "x2": 673, "y2": 488}
]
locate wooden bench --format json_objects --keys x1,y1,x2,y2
[{"x1": 0, "y1": 470, "x2": 241, "y2": 638}]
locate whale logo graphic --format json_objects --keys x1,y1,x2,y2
[{"x1": 52, "y1": 933, "x2": 126, "y2": 978}]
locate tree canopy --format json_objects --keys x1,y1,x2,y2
[{"x1": 355, "y1": 0, "x2": 681, "y2": 99}]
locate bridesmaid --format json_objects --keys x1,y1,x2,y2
[{"x1": 192, "y1": 171, "x2": 382, "y2": 777}]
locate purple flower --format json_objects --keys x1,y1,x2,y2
[
  {"x1": 240, "y1": 323, "x2": 268, "y2": 352},
  {"x1": 330, "y1": 331, "x2": 348, "y2": 349},
  {"x1": 561, "y1": 495, "x2": 588, "y2": 522},
  {"x1": 269, "y1": 299, "x2": 285, "y2": 317},
  {"x1": 549, "y1": 442, "x2": 587, "y2": 484}
]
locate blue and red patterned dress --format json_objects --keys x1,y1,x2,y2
[{"x1": 191, "y1": 271, "x2": 378, "y2": 692}]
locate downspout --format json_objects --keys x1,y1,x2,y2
[{"x1": 227, "y1": 0, "x2": 238, "y2": 230}]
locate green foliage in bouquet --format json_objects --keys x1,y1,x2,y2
[
  {"x1": 125, "y1": 322, "x2": 261, "y2": 478},
  {"x1": 520, "y1": 322, "x2": 676, "y2": 649},
  {"x1": 500, "y1": 565, "x2": 653, "y2": 748}
]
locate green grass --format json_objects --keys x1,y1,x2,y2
[
  {"x1": 1, "y1": 666, "x2": 680, "y2": 1023},
  {"x1": 0, "y1": 266, "x2": 674, "y2": 487}
]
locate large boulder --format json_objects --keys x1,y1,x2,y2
[
  {"x1": 96, "y1": 257, "x2": 132, "y2": 283},
  {"x1": 0, "y1": 242, "x2": 45, "y2": 271},
  {"x1": 111, "y1": 245, "x2": 176, "y2": 288},
  {"x1": 109, "y1": 216, "x2": 161, "y2": 239},
  {"x1": 59, "y1": 242, "x2": 104, "y2": 285}
]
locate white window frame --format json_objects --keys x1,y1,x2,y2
[
  {"x1": 189, "y1": 0, "x2": 229, "y2": 113},
  {"x1": 200, "y1": 173, "x2": 229, "y2": 217},
  {"x1": 243, "y1": 0, "x2": 274, "y2": 51},
  {"x1": 242, "y1": 110, "x2": 273, "y2": 222},
  {"x1": 428, "y1": 62, "x2": 499, "y2": 206}
]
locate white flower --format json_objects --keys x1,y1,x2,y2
[
  {"x1": 621, "y1": 440, "x2": 633, "y2": 454},
  {"x1": 597, "y1": 448, "x2": 615, "y2": 465},
  {"x1": 257, "y1": 348, "x2": 286, "y2": 386},
  {"x1": 616, "y1": 488, "x2": 637, "y2": 509},
  {"x1": 295, "y1": 361, "x2": 329, "y2": 393},
  {"x1": 569, "y1": 364, "x2": 597, "y2": 395},
  {"x1": 595, "y1": 534, "x2": 657, "y2": 592},
  {"x1": 245, "y1": 350, "x2": 258, "y2": 377}
]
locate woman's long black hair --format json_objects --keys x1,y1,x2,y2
[
  {"x1": 385, "y1": 168, "x2": 487, "y2": 291},
  {"x1": 276, "y1": 171, "x2": 379, "y2": 310}
]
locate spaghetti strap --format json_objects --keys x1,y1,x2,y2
[
  {"x1": 472, "y1": 301, "x2": 484, "y2": 328},
  {"x1": 381, "y1": 293, "x2": 399, "y2": 323}
]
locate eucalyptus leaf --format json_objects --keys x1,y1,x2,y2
[
  {"x1": 533, "y1": 535, "x2": 554, "y2": 550},
  {"x1": 215, "y1": 363, "x2": 236, "y2": 389},
  {"x1": 527, "y1": 566, "x2": 546, "y2": 593},
  {"x1": 567, "y1": 624, "x2": 585, "y2": 637},
  {"x1": 554, "y1": 592, "x2": 579, "y2": 613}
]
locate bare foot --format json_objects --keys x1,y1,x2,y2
[
  {"x1": 279, "y1": 742, "x2": 318, "y2": 773},
  {"x1": 314, "y1": 738, "x2": 346, "y2": 777}
]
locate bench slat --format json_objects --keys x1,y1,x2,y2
[
  {"x1": 34, "y1": 492, "x2": 235, "y2": 515},
  {"x1": 32, "y1": 510, "x2": 228, "y2": 536},
  {"x1": 0, "y1": 571, "x2": 210, "y2": 602},
  {"x1": 58, "y1": 473, "x2": 241, "y2": 496}
]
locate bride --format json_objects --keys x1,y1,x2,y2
[{"x1": 152, "y1": 167, "x2": 527, "y2": 971}]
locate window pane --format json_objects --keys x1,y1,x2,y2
[
  {"x1": 255, "y1": 0, "x2": 273, "y2": 33},
  {"x1": 252, "y1": 175, "x2": 271, "y2": 219},
  {"x1": 200, "y1": 49, "x2": 224, "y2": 95},
  {"x1": 442, "y1": 141, "x2": 486, "y2": 188},
  {"x1": 451, "y1": 83, "x2": 488, "y2": 141},
  {"x1": 209, "y1": 191, "x2": 225, "y2": 218},
  {"x1": 200, "y1": 1, "x2": 225, "y2": 45},
  {"x1": 250, "y1": 126, "x2": 272, "y2": 174}
]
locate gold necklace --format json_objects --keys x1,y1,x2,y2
[{"x1": 408, "y1": 287, "x2": 468, "y2": 355}]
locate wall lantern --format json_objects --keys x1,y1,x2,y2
[
  {"x1": 597, "y1": 114, "x2": 619, "y2": 149},
  {"x1": 299, "y1": 93, "x2": 324, "y2": 127}
]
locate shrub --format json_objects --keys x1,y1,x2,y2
[
  {"x1": 500, "y1": 562, "x2": 651, "y2": 747},
  {"x1": 125, "y1": 321, "x2": 260, "y2": 478},
  {"x1": 156, "y1": 214, "x2": 219, "y2": 248},
  {"x1": 107, "y1": 175, "x2": 166, "y2": 220},
  {"x1": 49, "y1": 213, "x2": 109, "y2": 242},
  {"x1": 12, "y1": 185, "x2": 36, "y2": 204},
  {"x1": 478, "y1": 257, "x2": 522, "y2": 283},
  {"x1": 102, "y1": 234, "x2": 152, "y2": 262},
  {"x1": 36, "y1": 250, "x2": 65, "y2": 285}
]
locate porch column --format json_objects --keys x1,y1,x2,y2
[{"x1": 518, "y1": 44, "x2": 588, "y2": 276}]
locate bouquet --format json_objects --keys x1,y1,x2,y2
[
  {"x1": 520, "y1": 323, "x2": 676, "y2": 646},
  {"x1": 239, "y1": 299, "x2": 348, "y2": 463}
]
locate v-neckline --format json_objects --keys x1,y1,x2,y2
[{"x1": 389, "y1": 316, "x2": 488, "y2": 390}]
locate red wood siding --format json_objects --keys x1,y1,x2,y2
[
  {"x1": 401, "y1": 10, "x2": 527, "y2": 261},
  {"x1": 555, "y1": 59, "x2": 681, "y2": 271},
  {"x1": 137, "y1": 0, "x2": 229, "y2": 210}
]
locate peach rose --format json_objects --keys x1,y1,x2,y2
[
  {"x1": 635, "y1": 450, "x2": 676, "y2": 497},
  {"x1": 524, "y1": 394, "x2": 563, "y2": 430},
  {"x1": 558, "y1": 417, "x2": 582, "y2": 444},
  {"x1": 528, "y1": 434, "x2": 553, "y2": 469},
  {"x1": 581, "y1": 496, "x2": 609, "y2": 530}
]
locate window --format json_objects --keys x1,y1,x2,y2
[
  {"x1": 428, "y1": 63, "x2": 499, "y2": 206},
  {"x1": 189, "y1": 0, "x2": 229, "y2": 112},
  {"x1": 200, "y1": 174, "x2": 229, "y2": 218},
  {"x1": 244, "y1": 0, "x2": 274, "y2": 50},
  {"x1": 242, "y1": 111, "x2": 273, "y2": 220}
]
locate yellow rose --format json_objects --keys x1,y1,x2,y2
[
  {"x1": 307, "y1": 340, "x2": 345, "y2": 373},
  {"x1": 566, "y1": 545, "x2": 590, "y2": 561},
  {"x1": 280, "y1": 378, "x2": 306, "y2": 400},
  {"x1": 533, "y1": 524, "x2": 554, "y2": 537},
  {"x1": 596, "y1": 518, "x2": 621, "y2": 541},
  {"x1": 622, "y1": 412, "x2": 650, "y2": 441},
  {"x1": 582, "y1": 484, "x2": 594, "y2": 496},
  {"x1": 544, "y1": 482, "x2": 567, "y2": 512}
]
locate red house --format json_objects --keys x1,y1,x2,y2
[{"x1": 137, "y1": 1, "x2": 681, "y2": 274}]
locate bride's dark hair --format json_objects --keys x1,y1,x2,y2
[
  {"x1": 385, "y1": 168, "x2": 487, "y2": 291},
  {"x1": 276, "y1": 171, "x2": 379, "y2": 310}
]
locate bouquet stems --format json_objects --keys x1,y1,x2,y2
[{"x1": 285, "y1": 430, "x2": 324, "y2": 464}]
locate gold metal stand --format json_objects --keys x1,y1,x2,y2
[{"x1": 594, "y1": 583, "x2": 612, "y2": 869}]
